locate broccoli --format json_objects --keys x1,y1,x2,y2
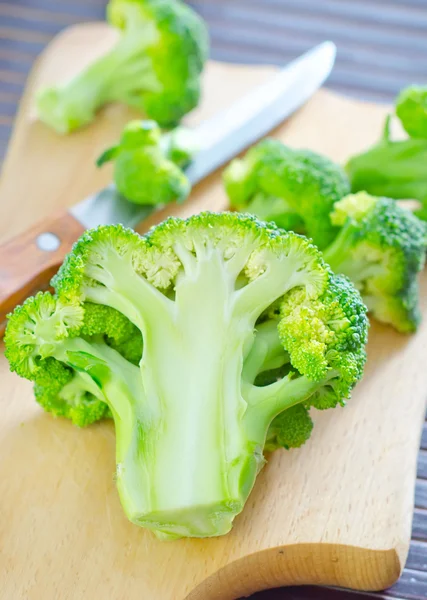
[
  {"x1": 225, "y1": 142, "x2": 427, "y2": 333},
  {"x1": 5, "y1": 212, "x2": 368, "y2": 539},
  {"x1": 346, "y1": 86, "x2": 427, "y2": 220},
  {"x1": 323, "y1": 192, "x2": 427, "y2": 333},
  {"x1": 36, "y1": 0, "x2": 209, "y2": 133},
  {"x1": 224, "y1": 139, "x2": 350, "y2": 249},
  {"x1": 396, "y1": 85, "x2": 427, "y2": 139},
  {"x1": 97, "y1": 120, "x2": 195, "y2": 205},
  {"x1": 265, "y1": 404, "x2": 313, "y2": 452}
]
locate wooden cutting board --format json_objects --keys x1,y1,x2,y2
[{"x1": 1, "y1": 23, "x2": 426, "y2": 600}]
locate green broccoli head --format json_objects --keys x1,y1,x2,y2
[
  {"x1": 108, "y1": 0, "x2": 209, "y2": 127},
  {"x1": 5, "y1": 212, "x2": 368, "y2": 539},
  {"x1": 323, "y1": 192, "x2": 427, "y2": 333},
  {"x1": 396, "y1": 85, "x2": 427, "y2": 139},
  {"x1": 97, "y1": 120, "x2": 193, "y2": 205},
  {"x1": 224, "y1": 139, "x2": 350, "y2": 249},
  {"x1": 36, "y1": 0, "x2": 209, "y2": 133},
  {"x1": 265, "y1": 404, "x2": 313, "y2": 452},
  {"x1": 278, "y1": 272, "x2": 368, "y2": 406}
]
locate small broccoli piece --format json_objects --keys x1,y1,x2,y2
[
  {"x1": 347, "y1": 90, "x2": 427, "y2": 220},
  {"x1": 396, "y1": 85, "x2": 427, "y2": 139},
  {"x1": 5, "y1": 213, "x2": 368, "y2": 539},
  {"x1": 265, "y1": 405, "x2": 313, "y2": 452},
  {"x1": 97, "y1": 120, "x2": 193, "y2": 205},
  {"x1": 323, "y1": 192, "x2": 427, "y2": 333},
  {"x1": 224, "y1": 139, "x2": 350, "y2": 249},
  {"x1": 36, "y1": 0, "x2": 209, "y2": 133}
]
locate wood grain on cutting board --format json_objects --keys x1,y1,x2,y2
[{"x1": 0, "y1": 23, "x2": 426, "y2": 600}]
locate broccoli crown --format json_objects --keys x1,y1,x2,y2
[
  {"x1": 278, "y1": 272, "x2": 368, "y2": 408},
  {"x1": 36, "y1": 0, "x2": 208, "y2": 133},
  {"x1": 324, "y1": 192, "x2": 427, "y2": 332},
  {"x1": 224, "y1": 139, "x2": 350, "y2": 249},
  {"x1": 5, "y1": 293, "x2": 141, "y2": 425},
  {"x1": 97, "y1": 120, "x2": 192, "y2": 205},
  {"x1": 108, "y1": 0, "x2": 209, "y2": 127},
  {"x1": 6, "y1": 212, "x2": 367, "y2": 539},
  {"x1": 396, "y1": 85, "x2": 427, "y2": 139}
]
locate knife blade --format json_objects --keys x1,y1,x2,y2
[{"x1": 0, "y1": 41, "x2": 336, "y2": 334}]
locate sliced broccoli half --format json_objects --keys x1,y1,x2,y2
[
  {"x1": 224, "y1": 139, "x2": 350, "y2": 249},
  {"x1": 5, "y1": 212, "x2": 368, "y2": 539},
  {"x1": 323, "y1": 192, "x2": 427, "y2": 333},
  {"x1": 347, "y1": 86, "x2": 427, "y2": 220},
  {"x1": 97, "y1": 120, "x2": 194, "y2": 205},
  {"x1": 36, "y1": 0, "x2": 209, "y2": 133}
]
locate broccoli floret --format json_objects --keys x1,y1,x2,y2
[
  {"x1": 36, "y1": 0, "x2": 209, "y2": 133},
  {"x1": 97, "y1": 120, "x2": 194, "y2": 205},
  {"x1": 225, "y1": 138, "x2": 427, "y2": 333},
  {"x1": 347, "y1": 89, "x2": 427, "y2": 220},
  {"x1": 224, "y1": 139, "x2": 350, "y2": 249},
  {"x1": 396, "y1": 85, "x2": 427, "y2": 139},
  {"x1": 265, "y1": 404, "x2": 313, "y2": 452},
  {"x1": 323, "y1": 192, "x2": 427, "y2": 333},
  {"x1": 5, "y1": 212, "x2": 368, "y2": 539}
]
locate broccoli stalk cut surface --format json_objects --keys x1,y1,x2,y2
[
  {"x1": 224, "y1": 139, "x2": 350, "y2": 249},
  {"x1": 5, "y1": 213, "x2": 368, "y2": 539},
  {"x1": 346, "y1": 86, "x2": 427, "y2": 220},
  {"x1": 323, "y1": 192, "x2": 427, "y2": 333},
  {"x1": 97, "y1": 120, "x2": 195, "y2": 205},
  {"x1": 36, "y1": 0, "x2": 209, "y2": 133}
]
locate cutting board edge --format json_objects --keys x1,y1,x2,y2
[{"x1": 186, "y1": 542, "x2": 402, "y2": 599}]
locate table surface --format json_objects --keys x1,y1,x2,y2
[{"x1": 1, "y1": 1, "x2": 427, "y2": 599}]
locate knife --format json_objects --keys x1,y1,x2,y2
[{"x1": 0, "y1": 41, "x2": 336, "y2": 335}]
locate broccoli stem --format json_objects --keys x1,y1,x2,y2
[
  {"x1": 346, "y1": 136, "x2": 427, "y2": 215},
  {"x1": 37, "y1": 19, "x2": 160, "y2": 134},
  {"x1": 323, "y1": 220, "x2": 387, "y2": 291},
  {"x1": 53, "y1": 244, "x2": 323, "y2": 537},
  {"x1": 242, "y1": 320, "x2": 289, "y2": 383},
  {"x1": 323, "y1": 219, "x2": 359, "y2": 272},
  {"x1": 233, "y1": 257, "x2": 311, "y2": 320},
  {"x1": 59, "y1": 252, "x2": 256, "y2": 536},
  {"x1": 242, "y1": 375, "x2": 322, "y2": 443}
]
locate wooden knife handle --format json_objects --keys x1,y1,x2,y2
[{"x1": 0, "y1": 211, "x2": 85, "y2": 337}]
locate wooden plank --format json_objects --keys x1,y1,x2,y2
[
  {"x1": 0, "y1": 26, "x2": 51, "y2": 44},
  {"x1": 0, "y1": 48, "x2": 39, "y2": 63},
  {"x1": 247, "y1": 586, "x2": 393, "y2": 599},
  {"x1": 0, "y1": 3, "x2": 85, "y2": 25},
  {"x1": 411, "y1": 510, "x2": 427, "y2": 541},
  {"x1": 387, "y1": 569, "x2": 427, "y2": 600},
  {"x1": 421, "y1": 424, "x2": 427, "y2": 451},
  {"x1": 0, "y1": 69, "x2": 27, "y2": 83},
  {"x1": 417, "y1": 451, "x2": 427, "y2": 480},
  {"x1": 406, "y1": 542, "x2": 427, "y2": 572},
  {"x1": 190, "y1": 2, "x2": 427, "y2": 55},
  {"x1": 414, "y1": 481, "x2": 427, "y2": 510}
]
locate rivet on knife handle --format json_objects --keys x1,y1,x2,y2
[{"x1": 0, "y1": 211, "x2": 84, "y2": 337}]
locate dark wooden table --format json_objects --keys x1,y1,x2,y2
[{"x1": 1, "y1": 1, "x2": 427, "y2": 599}]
